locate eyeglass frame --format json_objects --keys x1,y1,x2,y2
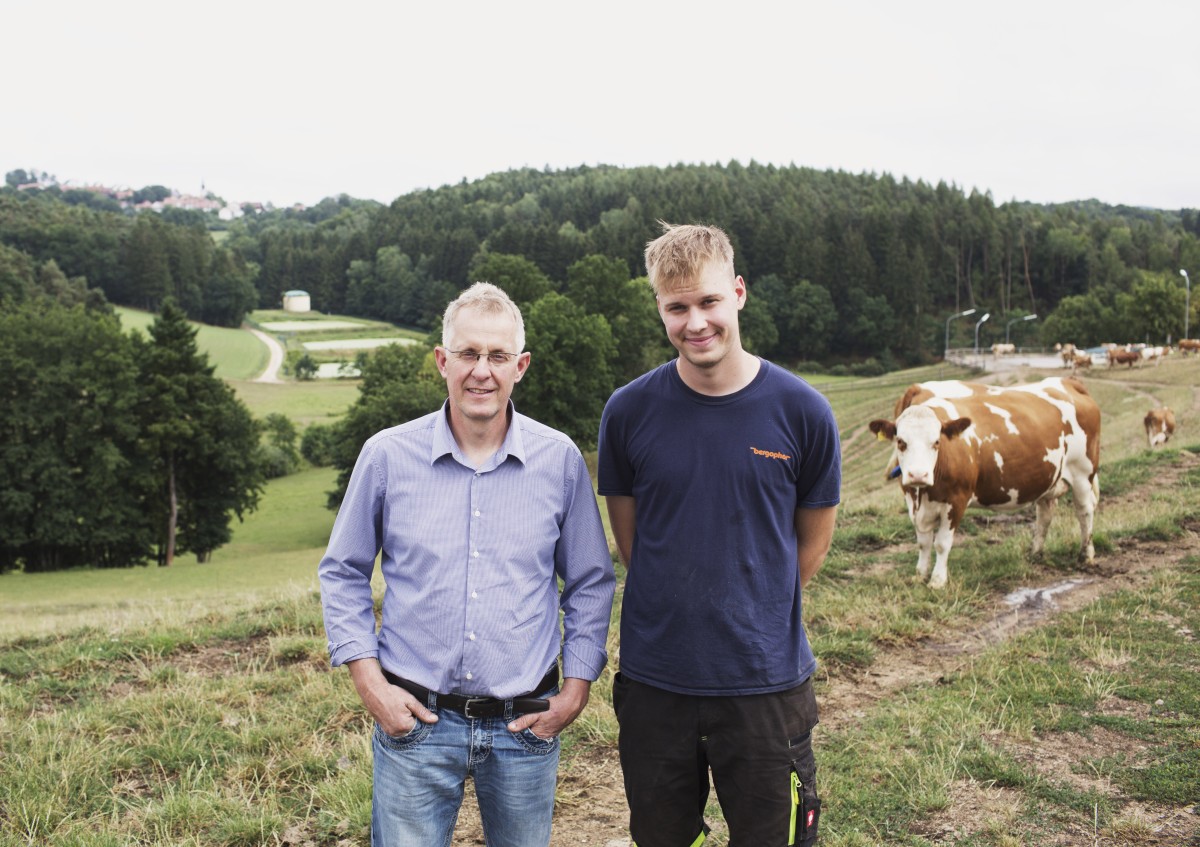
[{"x1": 440, "y1": 347, "x2": 523, "y2": 367}]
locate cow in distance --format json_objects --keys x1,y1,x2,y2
[{"x1": 1144, "y1": 407, "x2": 1176, "y2": 448}]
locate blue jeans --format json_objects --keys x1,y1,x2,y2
[{"x1": 371, "y1": 689, "x2": 560, "y2": 847}]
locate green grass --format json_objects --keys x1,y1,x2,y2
[
  {"x1": 4, "y1": 346, "x2": 1200, "y2": 845},
  {"x1": 0, "y1": 468, "x2": 338, "y2": 640},
  {"x1": 115, "y1": 306, "x2": 269, "y2": 381},
  {"x1": 229, "y1": 378, "x2": 363, "y2": 427}
]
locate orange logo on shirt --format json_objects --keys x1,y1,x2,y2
[{"x1": 751, "y1": 446, "x2": 792, "y2": 461}]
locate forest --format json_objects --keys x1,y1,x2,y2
[{"x1": 5, "y1": 162, "x2": 1199, "y2": 366}]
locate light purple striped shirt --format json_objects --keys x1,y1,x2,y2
[{"x1": 318, "y1": 402, "x2": 615, "y2": 699}]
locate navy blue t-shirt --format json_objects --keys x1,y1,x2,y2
[{"x1": 598, "y1": 359, "x2": 841, "y2": 696}]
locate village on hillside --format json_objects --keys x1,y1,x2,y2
[{"x1": 7, "y1": 169, "x2": 295, "y2": 220}]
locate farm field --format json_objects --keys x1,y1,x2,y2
[
  {"x1": 246, "y1": 309, "x2": 429, "y2": 376},
  {"x1": 116, "y1": 306, "x2": 270, "y2": 381},
  {"x1": 2, "y1": 353, "x2": 1199, "y2": 846}
]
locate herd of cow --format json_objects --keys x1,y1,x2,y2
[
  {"x1": 1044, "y1": 339, "x2": 1200, "y2": 371},
  {"x1": 869, "y1": 351, "x2": 1186, "y2": 588}
]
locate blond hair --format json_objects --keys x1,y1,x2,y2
[
  {"x1": 442, "y1": 282, "x2": 526, "y2": 352},
  {"x1": 644, "y1": 222, "x2": 735, "y2": 295}
]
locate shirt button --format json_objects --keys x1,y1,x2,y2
[
  {"x1": 469, "y1": 633, "x2": 476, "y2": 641},
  {"x1": 474, "y1": 510, "x2": 481, "y2": 517},
  {"x1": 472, "y1": 551, "x2": 479, "y2": 558},
  {"x1": 466, "y1": 672, "x2": 473, "y2": 680},
  {"x1": 471, "y1": 591, "x2": 478, "y2": 599}
]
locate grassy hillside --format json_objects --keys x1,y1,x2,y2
[
  {"x1": 115, "y1": 306, "x2": 269, "y2": 381},
  {"x1": 4, "y1": 346, "x2": 1198, "y2": 845},
  {"x1": 1, "y1": 467, "x2": 339, "y2": 641}
]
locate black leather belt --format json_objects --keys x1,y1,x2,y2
[{"x1": 382, "y1": 666, "x2": 558, "y2": 719}]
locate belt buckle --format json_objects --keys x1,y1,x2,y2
[{"x1": 462, "y1": 697, "x2": 493, "y2": 719}]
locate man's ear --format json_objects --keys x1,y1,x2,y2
[{"x1": 513, "y1": 351, "x2": 531, "y2": 382}]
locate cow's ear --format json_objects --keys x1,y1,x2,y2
[
  {"x1": 942, "y1": 417, "x2": 972, "y2": 440},
  {"x1": 869, "y1": 419, "x2": 896, "y2": 441}
]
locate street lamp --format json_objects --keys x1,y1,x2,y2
[
  {"x1": 1005, "y1": 313, "x2": 1038, "y2": 345},
  {"x1": 944, "y1": 308, "x2": 976, "y2": 357},
  {"x1": 1181, "y1": 269, "x2": 1191, "y2": 341},
  {"x1": 973, "y1": 312, "x2": 991, "y2": 355}
]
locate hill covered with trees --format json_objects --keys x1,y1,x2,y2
[
  {"x1": 224, "y1": 162, "x2": 1200, "y2": 363},
  {"x1": 6, "y1": 162, "x2": 1198, "y2": 363}
]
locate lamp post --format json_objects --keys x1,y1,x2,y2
[
  {"x1": 1005, "y1": 313, "x2": 1038, "y2": 345},
  {"x1": 944, "y1": 308, "x2": 976, "y2": 358},
  {"x1": 1181, "y1": 269, "x2": 1191, "y2": 341},
  {"x1": 973, "y1": 312, "x2": 991, "y2": 356}
]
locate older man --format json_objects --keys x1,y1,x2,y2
[{"x1": 320, "y1": 282, "x2": 615, "y2": 846}]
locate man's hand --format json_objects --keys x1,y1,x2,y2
[
  {"x1": 348, "y1": 658, "x2": 438, "y2": 737},
  {"x1": 506, "y1": 677, "x2": 591, "y2": 739}
]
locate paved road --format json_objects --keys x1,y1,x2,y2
[
  {"x1": 248, "y1": 328, "x2": 286, "y2": 383},
  {"x1": 946, "y1": 349, "x2": 1065, "y2": 372}
]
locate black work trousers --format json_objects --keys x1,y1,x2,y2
[{"x1": 613, "y1": 673, "x2": 821, "y2": 847}]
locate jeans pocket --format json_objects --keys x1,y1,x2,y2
[
  {"x1": 513, "y1": 727, "x2": 559, "y2": 755},
  {"x1": 374, "y1": 718, "x2": 433, "y2": 751}
]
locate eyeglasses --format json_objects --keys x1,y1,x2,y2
[{"x1": 443, "y1": 348, "x2": 520, "y2": 367}]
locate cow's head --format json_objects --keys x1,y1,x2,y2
[{"x1": 869, "y1": 406, "x2": 972, "y2": 488}]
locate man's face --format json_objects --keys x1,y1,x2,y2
[
  {"x1": 435, "y1": 307, "x2": 530, "y2": 428},
  {"x1": 656, "y1": 260, "x2": 746, "y2": 371}
]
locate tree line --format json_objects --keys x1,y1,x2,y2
[
  {"x1": 223, "y1": 163, "x2": 1199, "y2": 362},
  {"x1": 1, "y1": 189, "x2": 259, "y2": 327},
  {"x1": 6, "y1": 163, "x2": 1198, "y2": 363},
  {"x1": 0, "y1": 272, "x2": 265, "y2": 573}
]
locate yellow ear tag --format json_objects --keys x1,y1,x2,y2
[{"x1": 876, "y1": 431, "x2": 888, "y2": 442}]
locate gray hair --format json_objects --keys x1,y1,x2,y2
[{"x1": 441, "y1": 282, "x2": 526, "y2": 352}]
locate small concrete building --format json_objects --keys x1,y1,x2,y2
[{"x1": 282, "y1": 290, "x2": 311, "y2": 313}]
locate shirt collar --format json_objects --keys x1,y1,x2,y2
[{"x1": 431, "y1": 401, "x2": 527, "y2": 469}]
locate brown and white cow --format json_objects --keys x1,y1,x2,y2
[
  {"x1": 991, "y1": 343, "x2": 1016, "y2": 356},
  {"x1": 1108, "y1": 349, "x2": 1141, "y2": 368},
  {"x1": 1178, "y1": 339, "x2": 1200, "y2": 355},
  {"x1": 1144, "y1": 407, "x2": 1176, "y2": 448},
  {"x1": 869, "y1": 377, "x2": 1101, "y2": 589},
  {"x1": 1071, "y1": 352, "x2": 1093, "y2": 371},
  {"x1": 1058, "y1": 343, "x2": 1077, "y2": 367}
]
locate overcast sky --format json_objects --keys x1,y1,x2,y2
[{"x1": 5, "y1": 1, "x2": 1198, "y2": 211}]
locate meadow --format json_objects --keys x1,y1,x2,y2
[{"x1": 2, "y1": 326, "x2": 1198, "y2": 846}]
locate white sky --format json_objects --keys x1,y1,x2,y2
[{"x1": 4, "y1": 0, "x2": 1198, "y2": 210}]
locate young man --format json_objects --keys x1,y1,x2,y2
[
  {"x1": 319, "y1": 282, "x2": 615, "y2": 846},
  {"x1": 598, "y1": 224, "x2": 841, "y2": 846}
]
